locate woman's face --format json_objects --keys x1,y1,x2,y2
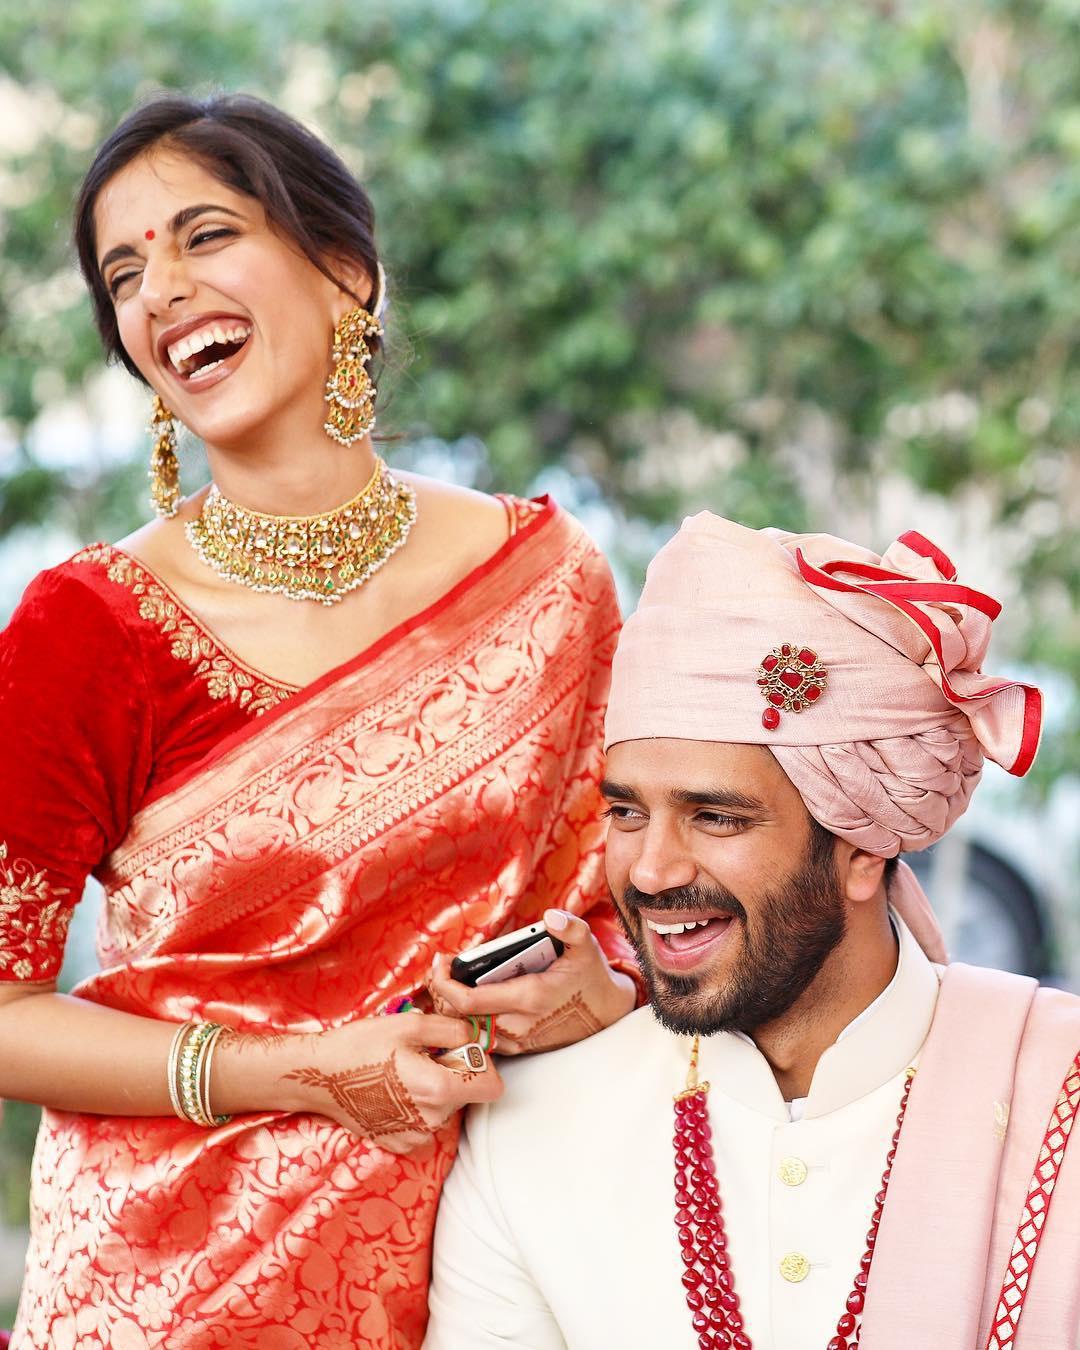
[{"x1": 93, "y1": 149, "x2": 356, "y2": 453}]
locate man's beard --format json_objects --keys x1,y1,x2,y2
[{"x1": 615, "y1": 829, "x2": 846, "y2": 1037}]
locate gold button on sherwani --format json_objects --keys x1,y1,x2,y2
[{"x1": 779, "y1": 1252, "x2": 811, "y2": 1283}]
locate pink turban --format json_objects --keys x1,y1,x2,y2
[{"x1": 605, "y1": 514, "x2": 1043, "y2": 962}]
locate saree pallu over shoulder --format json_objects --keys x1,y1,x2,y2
[{"x1": 14, "y1": 499, "x2": 626, "y2": 1350}]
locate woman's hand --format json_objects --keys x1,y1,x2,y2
[
  {"x1": 428, "y1": 909, "x2": 637, "y2": 1056},
  {"x1": 274, "y1": 1012, "x2": 504, "y2": 1154}
]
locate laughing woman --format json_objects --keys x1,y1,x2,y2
[{"x1": 0, "y1": 94, "x2": 638, "y2": 1349}]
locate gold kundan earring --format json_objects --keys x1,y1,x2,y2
[
  {"x1": 323, "y1": 264, "x2": 386, "y2": 446},
  {"x1": 149, "y1": 394, "x2": 180, "y2": 518}
]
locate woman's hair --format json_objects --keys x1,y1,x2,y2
[{"x1": 74, "y1": 91, "x2": 382, "y2": 383}]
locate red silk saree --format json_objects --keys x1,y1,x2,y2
[{"x1": 11, "y1": 498, "x2": 628, "y2": 1349}]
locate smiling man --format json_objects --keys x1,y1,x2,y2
[{"x1": 424, "y1": 514, "x2": 1080, "y2": 1350}]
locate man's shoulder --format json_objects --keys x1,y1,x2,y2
[
  {"x1": 1026, "y1": 979, "x2": 1080, "y2": 1067},
  {"x1": 500, "y1": 1004, "x2": 671, "y2": 1091},
  {"x1": 939, "y1": 962, "x2": 1080, "y2": 1024},
  {"x1": 476, "y1": 1006, "x2": 677, "y2": 1143},
  {"x1": 935, "y1": 962, "x2": 1080, "y2": 1086},
  {"x1": 1031, "y1": 978, "x2": 1080, "y2": 1017}
]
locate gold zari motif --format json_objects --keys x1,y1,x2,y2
[
  {"x1": 73, "y1": 545, "x2": 293, "y2": 715},
  {"x1": 0, "y1": 840, "x2": 72, "y2": 981}
]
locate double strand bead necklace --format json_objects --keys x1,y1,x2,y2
[
  {"x1": 186, "y1": 455, "x2": 417, "y2": 605},
  {"x1": 673, "y1": 1036, "x2": 914, "y2": 1350}
]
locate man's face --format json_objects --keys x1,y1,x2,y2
[{"x1": 602, "y1": 738, "x2": 846, "y2": 1037}]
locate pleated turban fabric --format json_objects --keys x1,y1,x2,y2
[{"x1": 605, "y1": 514, "x2": 1043, "y2": 962}]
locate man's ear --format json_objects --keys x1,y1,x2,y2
[{"x1": 838, "y1": 845, "x2": 888, "y2": 904}]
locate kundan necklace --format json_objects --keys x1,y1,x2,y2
[
  {"x1": 673, "y1": 1036, "x2": 914, "y2": 1350},
  {"x1": 186, "y1": 456, "x2": 416, "y2": 605}
]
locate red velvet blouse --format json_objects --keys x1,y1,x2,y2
[{"x1": 0, "y1": 543, "x2": 301, "y2": 985}]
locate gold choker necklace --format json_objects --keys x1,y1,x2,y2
[{"x1": 186, "y1": 457, "x2": 417, "y2": 605}]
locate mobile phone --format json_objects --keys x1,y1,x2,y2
[{"x1": 450, "y1": 921, "x2": 565, "y2": 987}]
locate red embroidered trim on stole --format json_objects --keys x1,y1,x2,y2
[{"x1": 984, "y1": 1050, "x2": 1080, "y2": 1350}]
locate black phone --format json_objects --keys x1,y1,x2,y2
[{"x1": 449, "y1": 921, "x2": 566, "y2": 987}]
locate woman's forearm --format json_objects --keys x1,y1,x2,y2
[
  {"x1": 0, "y1": 987, "x2": 301, "y2": 1117},
  {"x1": 0, "y1": 989, "x2": 492, "y2": 1143}
]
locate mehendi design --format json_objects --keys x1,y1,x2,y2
[
  {"x1": 239, "y1": 1031, "x2": 288, "y2": 1053},
  {"x1": 500, "y1": 992, "x2": 605, "y2": 1053},
  {"x1": 286, "y1": 1054, "x2": 429, "y2": 1136}
]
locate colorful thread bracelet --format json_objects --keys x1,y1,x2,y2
[{"x1": 468, "y1": 1014, "x2": 495, "y2": 1052}]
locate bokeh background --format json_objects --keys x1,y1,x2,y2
[{"x1": 1, "y1": 0, "x2": 1078, "y2": 1314}]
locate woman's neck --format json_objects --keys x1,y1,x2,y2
[{"x1": 204, "y1": 434, "x2": 379, "y2": 517}]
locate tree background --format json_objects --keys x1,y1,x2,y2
[{"x1": 1, "y1": 0, "x2": 1078, "y2": 1314}]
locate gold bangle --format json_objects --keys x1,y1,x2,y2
[
  {"x1": 179, "y1": 1023, "x2": 226, "y2": 1127},
  {"x1": 171, "y1": 1021, "x2": 235, "y2": 1128},
  {"x1": 198, "y1": 1024, "x2": 233, "y2": 1127},
  {"x1": 166, "y1": 1022, "x2": 195, "y2": 1122},
  {"x1": 179, "y1": 1022, "x2": 213, "y2": 1125}
]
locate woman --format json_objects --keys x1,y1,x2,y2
[{"x1": 0, "y1": 93, "x2": 638, "y2": 1349}]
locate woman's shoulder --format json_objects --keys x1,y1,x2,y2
[
  {"x1": 0, "y1": 543, "x2": 151, "y2": 705},
  {"x1": 403, "y1": 475, "x2": 511, "y2": 533},
  {"x1": 11, "y1": 542, "x2": 126, "y2": 618},
  {"x1": 12, "y1": 541, "x2": 152, "y2": 633},
  {"x1": 401, "y1": 474, "x2": 599, "y2": 555}
]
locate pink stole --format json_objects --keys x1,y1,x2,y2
[{"x1": 863, "y1": 964, "x2": 1080, "y2": 1348}]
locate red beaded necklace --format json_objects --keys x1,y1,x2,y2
[{"x1": 673, "y1": 1035, "x2": 914, "y2": 1350}]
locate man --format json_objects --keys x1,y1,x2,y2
[{"x1": 423, "y1": 515, "x2": 1079, "y2": 1350}]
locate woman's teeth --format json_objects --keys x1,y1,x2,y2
[
  {"x1": 192, "y1": 358, "x2": 225, "y2": 377},
  {"x1": 167, "y1": 322, "x2": 252, "y2": 373}
]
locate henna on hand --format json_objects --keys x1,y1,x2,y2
[
  {"x1": 239, "y1": 1031, "x2": 286, "y2": 1052},
  {"x1": 286, "y1": 1053, "x2": 430, "y2": 1137},
  {"x1": 498, "y1": 992, "x2": 604, "y2": 1054},
  {"x1": 428, "y1": 984, "x2": 456, "y2": 1018}
]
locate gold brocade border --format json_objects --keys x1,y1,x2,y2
[
  {"x1": 96, "y1": 512, "x2": 616, "y2": 962},
  {"x1": 503, "y1": 495, "x2": 546, "y2": 536},
  {"x1": 72, "y1": 544, "x2": 295, "y2": 716}
]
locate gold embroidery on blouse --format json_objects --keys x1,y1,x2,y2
[
  {"x1": 0, "y1": 841, "x2": 73, "y2": 981},
  {"x1": 73, "y1": 544, "x2": 294, "y2": 716}
]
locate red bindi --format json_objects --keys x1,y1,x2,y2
[{"x1": 144, "y1": 229, "x2": 155, "y2": 240}]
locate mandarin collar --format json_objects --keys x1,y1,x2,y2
[{"x1": 690, "y1": 913, "x2": 941, "y2": 1121}]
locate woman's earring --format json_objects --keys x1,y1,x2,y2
[
  {"x1": 149, "y1": 395, "x2": 181, "y2": 518},
  {"x1": 323, "y1": 267, "x2": 386, "y2": 446}
]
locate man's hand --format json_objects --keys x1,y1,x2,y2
[{"x1": 428, "y1": 910, "x2": 637, "y2": 1055}]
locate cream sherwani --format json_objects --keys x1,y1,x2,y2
[{"x1": 425, "y1": 916, "x2": 939, "y2": 1350}]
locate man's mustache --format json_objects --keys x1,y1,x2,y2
[{"x1": 621, "y1": 881, "x2": 747, "y2": 923}]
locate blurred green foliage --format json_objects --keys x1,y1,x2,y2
[
  {"x1": 1, "y1": 0, "x2": 1079, "y2": 1296},
  {"x1": 0, "y1": 0, "x2": 1077, "y2": 754},
  {"x1": 0, "y1": 1101, "x2": 36, "y2": 1228}
]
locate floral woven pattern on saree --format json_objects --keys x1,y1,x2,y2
[{"x1": 13, "y1": 500, "x2": 628, "y2": 1350}]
